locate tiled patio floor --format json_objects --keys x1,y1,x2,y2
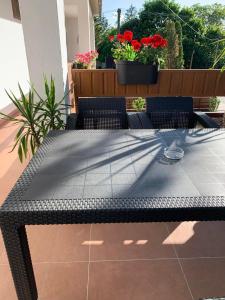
[{"x1": 1, "y1": 122, "x2": 225, "y2": 300}]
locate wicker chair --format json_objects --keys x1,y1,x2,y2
[
  {"x1": 137, "y1": 97, "x2": 220, "y2": 129},
  {"x1": 66, "y1": 97, "x2": 140, "y2": 130}
]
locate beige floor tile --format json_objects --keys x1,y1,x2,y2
[
  {"x1": 181, "y1": 258, "x2": 225, "y2": 299},
  {"x1": 47, "y1": 224, "x2": 90, "y2": 262},
  {"x1": 90, "y1": 223, "x2": 175, "y2": 261},
  {"x1": 88, "y1": 259, "x2": 192, "y2": 300},
  {"x1": 166, "y1": 221, "x2": 225, "y2": 258},
  {"x1": 0, "y1": 263, "x2": 44, "y2": 300},
  {"x1": 39, "y1": 262, "x2": 88, "y2": 300},
  {"x1": 0, "y1": 230, "x2": 7, "y2": 265},
  {"x1": 27, "y1": 224, "x2": 90, "y2": 263}
]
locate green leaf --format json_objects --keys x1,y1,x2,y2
[{"x1": 18, "y1": 143, "x2": 23, "y2": 163}]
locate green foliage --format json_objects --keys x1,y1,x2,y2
[
  {"x1": 209, "y1": 97, "x2": 221, "y2": 112},
  {"x1": 138, "y1": 45, "x2": 166, "y2": 66},
  {"x1": 132, "y1": 97, "x2": 146, "y2": 111},
  {"x1": 124, "y1": 5, "x2": 138, "y2": 22},
  {"x1": 36, "y1": 77, "x2": 66, "y2": 131},
  {"x1": 138, "y1": 0, "x2": 180, "y2": 36},
  {"x1": 118, "y1": 0, "x2": 225, "y2": 69},
  {"x1": 212, "y1": 38, "x2": 225, "y2": 71},
  {"x1": 175, "y1": 21, "x2": 184, "y2": 68},
  {"x1": 94, "y1": 16, "x2": 116, "y2": 63},
  {"x1": 120, "y1": 18, "x2": 141, "y2": 39},
  {"x1": 112, "y1": 43, "x2": 137, "y2": 62},
  {"x1": 94, "y1": 16, "x2": 109, "y2": 48},
  {"x1": 164, "y1": 20, "x2": 184, "y2": 69},
  {"x1": 0, "y1": 77, "x2": 67, "y2": 162},
  {"x1": 165, "y1": 20, "x2": 178, "y2": 68},
  {"x1": 192, "y1": 4, "x2": 225, "y2": 27}
]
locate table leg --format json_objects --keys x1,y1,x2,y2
[{"x1": 1, "y1": 225, "x2": 37, "y2": 300}]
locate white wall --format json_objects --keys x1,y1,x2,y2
[
  {"x1": 19, "y1": 0, "x2": 68, "y2": 102},
  {"x1": 65, "y1": 16, "x2": 79, "y2": 61},
  {"x1": 89, "y1": 3, "x2": 96, "y2": 51},
  {"x1": 0, "y1": 0, "x2": 30, "y2": 111},
  {"x1": 64, "y1": 0, "x2": 96, "y2": 58}
]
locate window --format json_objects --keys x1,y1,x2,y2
[{"x1": 11, "y1": 0, "x2": 21, "y2": 20}]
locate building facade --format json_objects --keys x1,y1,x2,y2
[{"x1": 0, "y1": 0, "x2": 101, "y2": 114}]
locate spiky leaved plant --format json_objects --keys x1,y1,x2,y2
[
  {"x1": 0, "y1": 86, "x2": 44, "y2": 162},
  {"x1": 0, "y1": 77, "x2": 68, "y2": 162},
  {"x1": 35, "y1": 77, "x2": 67, "y2": 133}
]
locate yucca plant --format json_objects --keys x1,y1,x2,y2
[
  {"x1": 34, "y1": 77, "x2": 67, "y2": 132},
  {"x1": 0, "y1": 86, "x2": 44, "y2": 162},
  {"x1": 0, "y1": 77, "x2": 68, "y2": 162}
]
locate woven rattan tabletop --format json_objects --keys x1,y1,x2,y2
[
  {"x1": 1, "y1": 129, "x2": 225, "y2": 225},
  {"x1": 3, "y1": 129, "x2": 225, "y2": 300}
]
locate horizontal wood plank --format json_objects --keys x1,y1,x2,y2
[{"x1": 71, "y1": 69, "x2": 225, "y2": 109}]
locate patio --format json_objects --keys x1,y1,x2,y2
[{"x1": 1, "y1": 122, "x2": 225, "y2": 300}]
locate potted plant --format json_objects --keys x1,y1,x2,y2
[
  {"x1": 109, "y1": 31, "x2": 168, "y2": 84},
  {"x1": 0, "y1": 77, "x2": 68, "y2": 162},
  {"x1": 73, "y1": 50, "x2": 98, "y2": 69},
  {"x1": 132, "y1": 97, "x2": 146, "y2": 111}
]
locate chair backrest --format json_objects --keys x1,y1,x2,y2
[
  {"x1": 77, "y1": 97, "x2": 127, "y2": 129},
  {"x1": 146, "y1": 97, "x2": 193, "y2": 113},
  {"x1": 146, "y1": 97, "x2": 195, "y2": 129}
]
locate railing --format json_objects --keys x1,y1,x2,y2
[{"x1": 71, "y1": 69, "x2": 225, "y2": 110}]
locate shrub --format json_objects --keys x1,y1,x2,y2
[
  {"x1": 209, "y1": 97, "x2": 221, "y2": 112},
  {"x1": 132, "y1": 97, "x2": 146, "y2": 111}
]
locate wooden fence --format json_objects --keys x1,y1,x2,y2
[{"x1": 70, "y1": 69, "x2": 225, "y2": 110}]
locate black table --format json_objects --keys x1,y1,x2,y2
[{"x1": 1, "y1": 129, "x2": 225, "y2": 300}]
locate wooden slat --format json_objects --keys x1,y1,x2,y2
[
  {"x1": 136, "y1": 85, "x2": 149, "y2": 96},
  {"x1": 71, "y1": 69, "x2": 225, "y2": 99},
  {"x1": 181, "y1": 71, "x2": 195, "y2": 96},
  {"x1": 125, "y1": 85, "x2": 137, "y2": 97},
  {"x1": 79, "y1": 71, "x2": 92, "y2": 96},
  {"x1": 192, "y1": 70, "x2": 207, "y2": 97},
  {"x1": 104, "y1": 71, "x2": 115, "y2": 96},
  {"x1": 92, "y1": 71, "x2": 104, "y2": 96},
  {"x1": 169, "y1": 70, "x2": 183, "y2": 96},
  {"x1": 216, "y1": 71, "x2": 225, "y2": 96},
  {"x1": 158, "y1": 71, "x2": 172, "y2": 95},
  {"x1": 204, "y1": 71, "x2": 219, "y2": 96},
  {"x1": 114, "y1": 72, "x2": 126, "y2": 96}
]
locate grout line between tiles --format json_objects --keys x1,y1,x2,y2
[
  {"x1": 165, "y1": 224, "x2": 194, "y2": 300},
  {"x1": 1, "y1": 255, "x2": 225, "y2": 267},
  {"x1": 86, "y1": 224, "x2": 92, "y2": 300}
]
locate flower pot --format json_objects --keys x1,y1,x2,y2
[{"x1": 116, "y1": 61, "x2": 159, "y2": 85}]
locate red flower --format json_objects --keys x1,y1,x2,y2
[
  {"x1": 131, "y1": 40, "x2": 141, "y2": 51},
  {"x1": 150, "y1": 34, "x2": 168, "y2": 48},
  {"x1": 123, "y1": 30, "x2": 133, "y2": 42},
  {"x1": 141, "y1": 37, "x2": 151, "y2": 46},
  {"x1": 161, "y1": 38, "x2": 168, "y2": 47},
  {"x1": 117, "y1": 33, "x2": 125, "y2": 43},
  {"x1": 108, "y1": 35, "x2": 114, "y2": 42}
]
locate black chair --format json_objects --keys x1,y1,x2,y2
[
  {"x1": 66, "y1": 97, "x2": 140, "y2": 130},
  {"x1": 137, "y1": 96, "x2": 220, "y2": 129}
]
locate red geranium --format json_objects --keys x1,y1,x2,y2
[
  {"x1": 131, "y1": 40, "x2": 141, "y2": 52},
  {"x1": 111, "y1": 30, "x2": 167, "y2": 65},
  {"x1": 123, "y1": 30, "x2": 133, "y2": 42},
  {"x1": 108, "y1": 35, "x2": 114, "y2": 42},
  {"x1": 150, "y1": 34, "x2": 168, "y2": 48},
  {"x1": 117, "y1": 33, "x2": 125, "y2": 43},
  {"x1": 141, "y1": 37, "x2": 151, "y2": 46}
]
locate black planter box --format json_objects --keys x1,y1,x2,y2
[{"x1": 116, "y1": 61, "x2": 158, "y2": 85}]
